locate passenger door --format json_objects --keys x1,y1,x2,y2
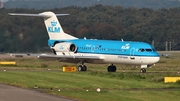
[{"x1": 130, "y1": 48, "x2": 135, "y2": 59}]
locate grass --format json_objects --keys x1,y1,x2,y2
[
  {"x1": 0, "y1": 53, "x2": 180, "y2": 101},
  {"x1": 1, "y1": 71, "x2": 180, "y2": 101}
]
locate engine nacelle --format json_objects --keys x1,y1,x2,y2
[{"x1": 52, "y1": 42, "x2": 77, "y2": 53}]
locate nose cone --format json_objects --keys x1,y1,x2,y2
[
  {"x1": 142, "y1": 56, "x2": 160, "y2": 65},
  {"x1": 141, "y1": 52, "x2": 160, "y2": 65},
  {"x1": 152, "y1": 56, "x2": 160, "y2": 64},
  {"x1": 150, "y1": 52, "x2": 160, "y2": 64}
]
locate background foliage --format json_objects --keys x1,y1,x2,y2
[
  {"x1": 5, "y1": 0, "x2": 180, "y2": 9},
  {"x1": 0, "y1": 6, "x2": 180, "y2": 52}
]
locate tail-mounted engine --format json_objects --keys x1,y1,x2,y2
[{"x1": 52, "y1": 42, "x2": 77, "y2": 53}]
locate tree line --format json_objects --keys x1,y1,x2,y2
[
  {"x1": 5, "y1": 0, "x2": 180, "y2": 9},
  {"x1": 0, "y1": 5, "x2": 180, "y2": 52}
]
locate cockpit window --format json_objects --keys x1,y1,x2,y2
[
  {"x1": 145, "y1": 49, "x2": 152, "y2": 52},
  {"x1": 138, "y1": 48, "x2": 145, "y2": 52},
  {"x1": 138, "y1": 48, "x2": 153, "y2": 52}
]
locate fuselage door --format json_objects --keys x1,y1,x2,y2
[
  {"x1": 130, "y1": 48, "x2": 135, "y2": 59},
  {"x1": 91, "y1": 45, "x2": 95, "y2": 53}
]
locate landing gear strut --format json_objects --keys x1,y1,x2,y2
[
  {"x1": 107, "y1": 64, "x2": 116, "y2": 72},
  {"x1": 78, "y1": 65, "x2": 87, "y2": 71},
  {"x1": 140, "y1": 68, "x2": 146, "y2": 73}
]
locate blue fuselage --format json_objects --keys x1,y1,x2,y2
[{"x1": 48, "y1": 39, "x2": 160, "y2": 57}]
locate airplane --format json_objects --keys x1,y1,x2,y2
[{"x1": 9, "y1": 11, "x2": 160, "y2": 73}]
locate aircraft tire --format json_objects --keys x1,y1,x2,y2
[
  {"x1": 140, "y1": 68, "x2": 146, "y2": 73},
  {"x1": 107, "y1": 66, "x2": 112, "y2": 72},
  {"x1": 82, "y1": 65, "x2": 87, "y2": 71},
  {"x1": 78, "y1": 65, "x2": 87, "y2": 71},
  {"x1": 78, "y1": 65, "x2": 83, "y2": 71},
  {"x1": 143, "y1": 69, "x2": 146, "y2": 73},
  {"x1": 107, "y1": 66, "x2": 116, "y2": 72}
]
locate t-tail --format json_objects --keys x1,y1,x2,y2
[{"x1": 9, "y1": 11, "x2": 78, "y2": 40}]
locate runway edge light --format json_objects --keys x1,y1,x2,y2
[{"x1": 164, "y1": 77, "x2": 180, "y2": 83}]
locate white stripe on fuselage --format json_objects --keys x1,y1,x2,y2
[{"x1": 56, "y1": 52, "x2": 160, "y2": 65}]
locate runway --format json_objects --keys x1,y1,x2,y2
[{"x1": 0, "y1": 83, "x2": 76, "y2": 101}]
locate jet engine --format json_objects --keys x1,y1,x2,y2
[{"x1": 52, "y1": 42, "x2": 77, "y2": 53}]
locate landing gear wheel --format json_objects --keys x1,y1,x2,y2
[
  {"x1": 107, "y1": 65, "x2": 116, "y2": 72},
  {"x1": 140, "y1": 68, "x2": 146, "y2": 73},
  {"x1": 78, "y1": 65, "x2": 82, "y2": 71},
  {"x1": 78, "y1": 65, "x2": 87, "y2": 71},
  {"x1": 82, "y1": 65, "x2": 87, "y2": 71}
]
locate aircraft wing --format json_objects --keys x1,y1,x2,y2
[
  {"x1": 9, "y1": 53, "x2": 31, "y2": 57},
  {"x1": 9, "y1": 53, "x2": 47, "y2": 57},
  {"x1": 37, "y1": 54, "x2": 102, "y2": 63}
]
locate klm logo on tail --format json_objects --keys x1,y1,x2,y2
[{"x1": 48, "y1": 21, "x2": 60, "y2": 33}]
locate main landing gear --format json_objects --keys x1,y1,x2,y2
[
  {"x1": 140, "y1": 68, "x2": 146, "y2": 73},
  {"x1": 77, "y1": 64, "x2": 146, "y2": 73},
  {"x1": 107, "y1": 64, "x2": 116, "y2": 72},
  {"x1": 77, "y1": 64, "x2": 117, "y2": 72},
  {"x1": 78, "y1": 65, "x2": 87, "y2": 71}
]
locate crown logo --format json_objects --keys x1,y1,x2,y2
[{"x1": 51, "y1": 21, "x2": 57, "y2": 26}]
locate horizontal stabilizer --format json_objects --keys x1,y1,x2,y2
[{"x1": 9, "y1": 13, "x2": 69, "y2": 18}]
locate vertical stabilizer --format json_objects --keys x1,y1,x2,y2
[{"x1": 40, "y1": 12, "x2": 77, "y2": 40}]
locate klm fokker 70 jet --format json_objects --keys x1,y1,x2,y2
[{"x1": 9, "y1": 11, "x2": 160, "y2": 73}]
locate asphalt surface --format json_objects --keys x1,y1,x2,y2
[{"x1": 0, "y1": 83, "x2": 76, "y2": 101}]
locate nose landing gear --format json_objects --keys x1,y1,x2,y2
[{"x1": 140, "y1": 68, "x2": 146, "y2": 73}]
